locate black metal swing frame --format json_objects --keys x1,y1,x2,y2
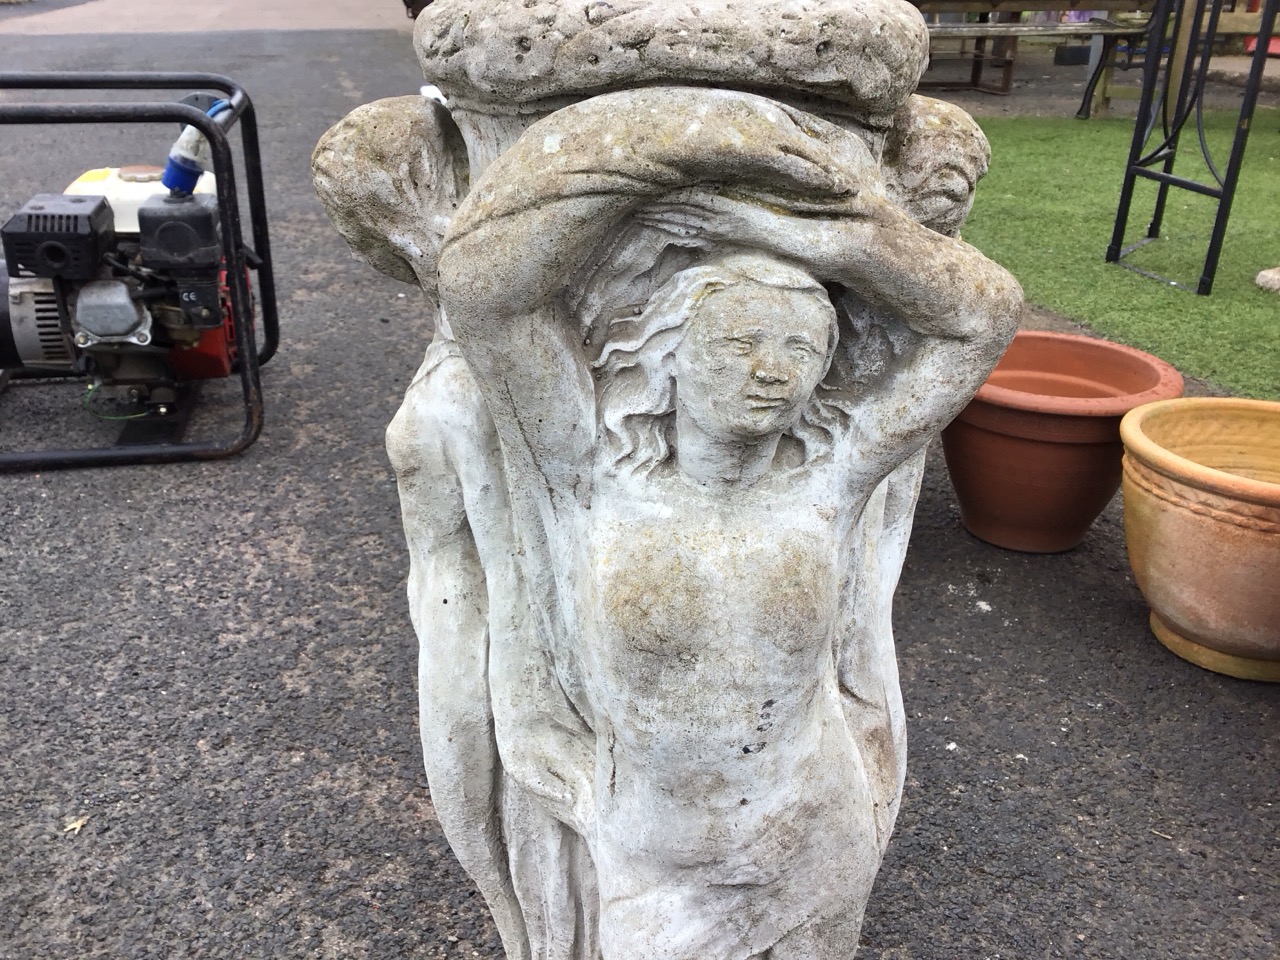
[{"x1": 1107, "y1": 0, "x2": 1280, "y2": 295}]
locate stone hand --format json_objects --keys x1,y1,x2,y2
[
  {"x1": 635, "y1": 189, "x2": 888, "y2": 278},
  {"x1": 630, "y1": 202, "x2": 714, "y2": 246}
]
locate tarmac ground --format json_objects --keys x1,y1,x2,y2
[{"x1": 1, "y1": 5, "x2": 1277, "y2": 959}]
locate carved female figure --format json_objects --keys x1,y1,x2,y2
[
  {"x1": 313, "y1": 76, "x2": 1012, "y2": 957},
  {"x1": 576, "y1": 251, "x2": 892, "y2": 958},
  {"x1": 432, "y1": 87, "x2": 1022, "y2": 959}
]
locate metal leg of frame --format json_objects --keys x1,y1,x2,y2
[{"x1": 1105, "y1": 0, "x2": 1277, "y2": 295}]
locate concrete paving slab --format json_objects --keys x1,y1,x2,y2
[{"x1": 1210, "y1": 54, "x2": 1280, "y2": 94}]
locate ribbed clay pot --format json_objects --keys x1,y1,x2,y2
[
  {"x1": 941, "y1": 331, "x2": 1183, "y2": 552},
  {"x1": 1121, "y1": 398, "x2": 1280, "y2": 682}
]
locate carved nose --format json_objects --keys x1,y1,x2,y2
[{"x1": 753, "y1": 367, "x2": 786, "y2": 384}]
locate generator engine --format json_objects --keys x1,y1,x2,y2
[{"x1": 0, "y1": 116, "x2": 243, "y2": 415}]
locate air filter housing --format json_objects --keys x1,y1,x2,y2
[{"x1": 1, "y1": 194, "x2": 115, "y2": 281}]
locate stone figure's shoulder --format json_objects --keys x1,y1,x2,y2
[{"x1": 394, "y1": 339, "x2": 494, "y2": 452}]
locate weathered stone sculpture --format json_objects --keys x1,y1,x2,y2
[{"x1": 313, "y1": 3, "x2": 1022, "y2": 957}]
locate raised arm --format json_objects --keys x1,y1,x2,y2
[
  {"x1": 823, "y1": 198, "x2": 1021, "y2": 469},
  {"x1": 438, "y1": 87, "x2": 869, "y2": 317},
  {"x1": 816, "y1": 195, "x2": 1021, "y2": 470}
]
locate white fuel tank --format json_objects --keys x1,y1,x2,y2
[{"x1": 64, "y1": 165, "x2": 216, "y2": 234}]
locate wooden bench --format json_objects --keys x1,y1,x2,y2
[
  {"x1": 916, "y1": 4, "x2": 1266, "y2": 117},
  {"x1": 926, "y1": 19, "x2": 1147, "y2": 101},
  {"x1": 914, "y1": 2, "x2": 1156, "y2": 115}
]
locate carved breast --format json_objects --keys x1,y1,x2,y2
[
  {"x1": 597, "y1": 506, "x2": 834, "y2": 654},
  {"x1": 580, "y1": 493, "x2": 842, "y2": 754},
  {"x1": 580, "y1": 492, "x2": 874, "y2": 888}
]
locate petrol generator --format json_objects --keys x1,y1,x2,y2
[{"x1": 0, "y1": 73, "x2": 278, "y2": 471}]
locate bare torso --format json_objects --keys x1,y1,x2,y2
[{"x1": 570, "y1": 473, "x2": 882, "y2": 958}]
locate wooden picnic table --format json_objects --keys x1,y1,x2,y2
[
  {"x1": 912, "y1": 1, "x2": 1263, "y2": 114},
  {"x1": 915, "y1": 0, "x2": 1150, "y2": 10},
  {"x1": 912, "y1": 0, "x2": 1157, "y2": 102}
]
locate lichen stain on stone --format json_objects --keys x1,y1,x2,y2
[{"x1": 599, "y1": 519, "x2": 834, "y2": 682}]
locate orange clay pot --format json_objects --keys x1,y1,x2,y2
[
  {"x1": 941, "y1": 331, "x2": 1183, "y2": 553},
  {"x1": 1120, "y1": 398, "x2": 1280, "y2": 682}
]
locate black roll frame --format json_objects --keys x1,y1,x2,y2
[{"x1": 0, "y1": 71, "x2": 279, "y2": 471}]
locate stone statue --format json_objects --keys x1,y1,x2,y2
[{"x1": 313, "y1": 3, "x2": 1021, "y2": 957}]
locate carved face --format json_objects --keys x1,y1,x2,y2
[
  {"x1": 673, "y1": 282, "x2": 835, "y2": 442},
  {"x1": 907, "y1": 156, "x2": 981, "y2": 238}
]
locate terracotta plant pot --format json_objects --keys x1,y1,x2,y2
[
  {"x1": 1120, "y1": 398, "x2": 1280, "y2": 682},
  {"x1": 941, "y1": 331, "x2": 1183, "y2": 552}
]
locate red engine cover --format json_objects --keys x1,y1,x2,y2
[{"x1": 168, "y1": 267, "x2": 248, "y2": 380}]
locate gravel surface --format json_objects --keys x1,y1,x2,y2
[{"x1": 1, "y1": 27, "x2": 1277, "y2": 960}]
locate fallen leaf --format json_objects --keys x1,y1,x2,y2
[{"x1": 63, "y1": 816, "x2": 90, "y2": 835}]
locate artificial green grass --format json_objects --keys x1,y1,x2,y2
[{"x1": 962, "y1": 108, "x2": 1280, "y2": 399}]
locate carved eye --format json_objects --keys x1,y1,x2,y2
[{"x1": 725, "y1": 338, "x2": 754, "y2": 355}]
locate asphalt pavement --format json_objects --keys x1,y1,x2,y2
[{"x1": 1, "y1": 16, "x2": 1277, "y2": 960}]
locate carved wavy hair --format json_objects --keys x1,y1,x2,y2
[{"x1": 593, "y1": 253, "x2": 844, "y2": 475}]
